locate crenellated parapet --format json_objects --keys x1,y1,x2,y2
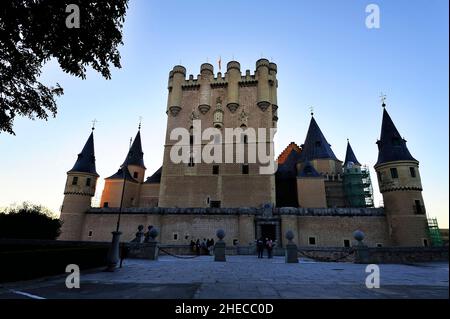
[{"x1": 166, "y1": 59, "x2": 278, "y2": 117}]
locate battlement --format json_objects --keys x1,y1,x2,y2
[{"x1": 168, "y1": 59, "x2": 277, "y2": 90}]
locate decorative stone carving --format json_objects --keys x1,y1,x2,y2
[
  {"x1": 169, "y1": 106, "x2": 181, "y2": 117},
  {"x1": 198, "y1": 104, "x2": 211, "y2": 115},
  {"x1": 189, "y1": 109, "x2": 200, "y2": 126},
  {"x1": 239, "y1": 109, "x2": 248, "y2": 126},
  {"x1": 227, "y1": 103, "x2": 239, "y2": 113},
  {"x1": 257, "y1": 101, "x2": 271, "y2": 112},
  {"x1": 213, "y1": 97, "x2": 224, "y2": 129}
]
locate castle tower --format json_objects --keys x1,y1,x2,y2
[
  {"x1": 100, "y1": 129, "x2": 146, "y2": 208},
  {"x1": 374, "y1": 103, "x2": 430, "y2": 246},
  {"x1": 296, "y1": 113, "x2": 344, "y2": 208},
  {"x1": 159, "y1": 59, "x2": 277, "y2": 208},
  {"x1": 59, "y1": 130, "x2": 99, "y2": 240},
  {"x1": 342, "y1": 140, "x2": 374, "y2": 207}
]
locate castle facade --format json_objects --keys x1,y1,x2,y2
[{"x1": 59, "y1": 59, "x2": 431, "y2": 248}]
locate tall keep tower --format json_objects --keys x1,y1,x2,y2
[
  {"x1": 59, "y1": 130, "x2": 99, "y2": 240},
  {"x1": 374, "y1": 103, "x2": 430, "y2": 246},
  {"x1": 159, "y1": 59, "x2": 278, "y2": 208}
]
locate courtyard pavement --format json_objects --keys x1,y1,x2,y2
[{"x1": 0, "y1": 256, "x2": 448, "y2": 299}]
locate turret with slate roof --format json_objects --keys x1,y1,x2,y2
[
  {"x1": 374, "y1": 99, "x2": 429, "y2": 246},
  {"x1": 344, "y1": 140, "x2": 361, "y2": 167},
  {"x1": 60, "y1": 127, "x2": 100, "y2": 240},
  {"x1": 68, "y1": 131, "x2": 99, "y2": 176},
  {"x1": 375, "y1": 106, "x2": 417, "y2": 166}
]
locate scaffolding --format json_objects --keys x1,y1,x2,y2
[
  {"x1": 342, "y1": 165, "x2": 374, "y2": 208},
  {"x1": 427, "y1": 218, "x2": 443, "y2": 247}
]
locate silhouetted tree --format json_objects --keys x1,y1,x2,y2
[
  {"x1": 0, "y1": 0, "x2": 129, "y2": 134},
  {"x1": 0, "y1": 202, "x2": 62, "y2": 239}
]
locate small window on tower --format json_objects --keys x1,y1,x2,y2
[
  {"x1": 86, "y1": 178, "x2": 91, "y2": 186},
  {"x1": 242, "y1": 164, "x2": 249, "y2": 175},
  {"x1": 308, "y1": 237, "x2": 316, "y2": 246},
  {"x1": 409, "y1": 167, "x2": 416, "y2": 178},
  {"x1": 72, "y1": 176, "x2": 78, "y2": 185},
  {"x1": 103, "y1": 202, "x2": 109, "y2": 208},
  {"x1": 213, "y1": 165, "x2": 219, "y2": 175},
  {"x1": 390, "y1": 167, "x2": 398, "y2": 179},
  {"x1": 88, "y1": 230, "x2": 93, "y2": 237},
  {"x1": 133, "y1": 172, "x2": 139, "y2": 179}
]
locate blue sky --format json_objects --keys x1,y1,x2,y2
[{"x1": 0, "y1": 0, "x2": 448, "y2": 227}]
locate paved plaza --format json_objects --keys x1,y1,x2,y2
[{"x1": 0, "y1": 256, "x2": 448, "y2": 299}]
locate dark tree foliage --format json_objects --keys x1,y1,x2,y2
[
  {"x1": 0, "y1": 203, "x2": 62, "y2": 239},
  {"x1": 0, "y1": 0, "x2": 128, "y2": 134}
]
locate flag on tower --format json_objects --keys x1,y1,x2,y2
[{"x1": 218, "y1": 56, "x2": 222, "y2": 71}]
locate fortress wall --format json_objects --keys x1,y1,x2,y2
[{"x1": 80, "y1": 207, "x2": 389, "y2": 247}]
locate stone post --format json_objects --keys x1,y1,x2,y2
[
  {"x1": 353, "y1": 230, "x2": 370, "y2": 264},
  {"x1": 285, "y1": 230, "x2": 299, "y2": 263},
  {"x1": 147, "y1": 227, "x2": 159, "y2": 261},
  {"x1": 105, "y1": 231, "x2": 122, "y2": 272},
  {"x1": 214, "y1": 229, "x2": 226, "y2": 262}
]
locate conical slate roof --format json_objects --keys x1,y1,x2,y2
[
  {"x1": 105, "y1": 166, "x2": 138, "y2": 183},
  {"x1": 299, "y1": 116, "x2": 339, "y2": 162},
  {"x1": 297, "y1": 160, "x2": 321, "y2": 178},
  {"x1": 375, "y1": 108, "x2": 417, "y2": 166},
  {"x1": 123, "y1": 130, "x2": 145, "y2": 168},
  {"x1": 344, "y1": 140, "x2": 361, "y2": 166},
  {"x1": 68, "y1": 132, "x2": 99, "y2": 176},
  {"x1": 144, "y1": 166, "x2": 162, "y2": 184}
]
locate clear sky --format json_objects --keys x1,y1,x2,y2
[{"x1": 0, "y1": 0, "x2": 448, "y2": 228}]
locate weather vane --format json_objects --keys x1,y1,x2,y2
[
  {"x1": 380, "y1": 93, "x2": 387, "y2": 107},
  {"x1": 309, "y1": 106, "x2": 314, "y2": 116},
  {"x1": 138, "y1": 116, "x2": 143, "y2": 130},
  {"x1": 91, "y1": 119, "x2": 98, "y2": 131}
]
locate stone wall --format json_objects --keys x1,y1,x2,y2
[{"x1": 81, "y1": 207, "x2": 389, "y2": 247}]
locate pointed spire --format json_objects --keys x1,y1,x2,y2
[
  {"x1": 375, "y1": 107, "x2": 417, "y2": 166},
  {"x1": 299, "y1": 116, "x2": 339, "y2": 162},
  {"x1": 122, "y1": 130, "x2": 146, "y2": 169},
  {"x1": 68, "y1": 131, "x2": 99, "y2": 176},
  {"x1": 344, "y1": 140, "x2": 361, "y2": 166}
]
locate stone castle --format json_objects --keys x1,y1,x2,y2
[{"x1": 59, "y1": 59, "x2": 431, "y2": 248}]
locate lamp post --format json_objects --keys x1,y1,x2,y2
[{"x1": 105, "y1": 145, "x2": 131, "y2": 271}]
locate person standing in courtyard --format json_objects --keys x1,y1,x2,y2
[
  {"x1": 266, "y1": 238, "x2": 273, "y2": 259},
  {"x1": 256, "y1": 237, "x2": 264, "y2": 258}
]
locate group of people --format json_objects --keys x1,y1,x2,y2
[
  {"x1": 256, "y1": 237, "x2": 275, "y2": 259},
  {"x1": 190, "y1": 238, "x2": 215, "y2": 255}
]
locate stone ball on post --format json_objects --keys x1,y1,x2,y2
[
  {"x1": 353, "y1": 230, "x2": 365, "y2": 243},
  {"x1": 149, "y1": 227, "x2": 159, "y2": 240},
  {"x1": 285, "y1": 230, "x2": 294, "y2": 242},
  {"x1": 216, "y1": 229, "x2": 225, "y2": 241}
]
